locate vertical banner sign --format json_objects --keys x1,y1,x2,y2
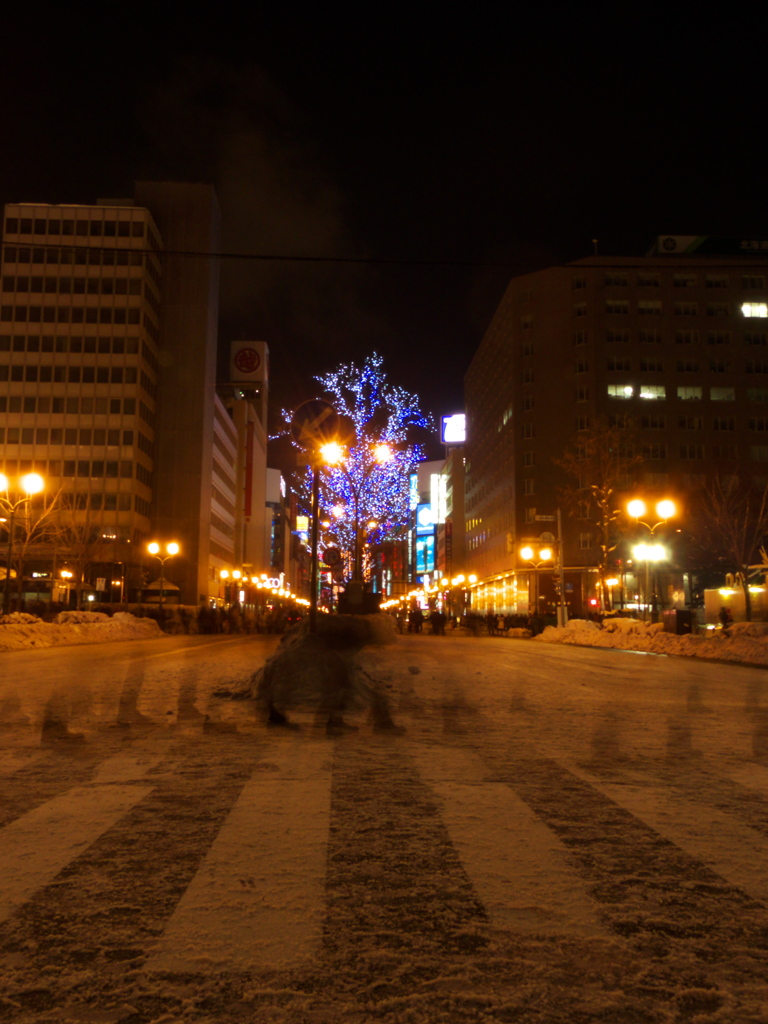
[{"x1": 244, "y1": 420, "x2": 254, "y2": 519}]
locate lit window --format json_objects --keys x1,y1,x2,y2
[
  {"x1": 608, "y1": 384, "x2": 633, "y2": 398},
  {"x1": 742, "y1": 302, "x2": 768, "y2": 318},
  {"x1": 677, "y1": 386, "x2": 702, "y2": 400},
  {"x1": 639, "y1": 385, "x2": 665, "y2": 400}
]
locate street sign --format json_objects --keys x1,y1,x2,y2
[
  {"x1": 322, "y1": 545, "x2": 342, "y2": 566},
  {"x1": 290, "y1": 399, "x2": 339, "y2": 448}
]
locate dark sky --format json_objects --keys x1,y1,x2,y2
[{"x1": 2, "y1": 5, "x2": 766, "y2": 434}]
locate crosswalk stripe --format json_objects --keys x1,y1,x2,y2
[
  {"x1": 725, "y1": 762, "x2": 768, "y2": 795},
  {"x1": 0, "y1": 783, "x2": 154, "y2": 924},
  {"x1": 566, "y1": 762, "x2": 768, "y2": 906},
  {"x1": 409, "y1": 743, "x2": 609, "y2": 937},
  {"x1": 145, "y1": 735, "x2": 333, "y2": 973}
]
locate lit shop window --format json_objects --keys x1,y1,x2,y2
[{"x1": 742, "y1": 302, "x2": 768, "y2": 318}]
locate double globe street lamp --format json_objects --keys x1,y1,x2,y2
[
  {"x1": 147, "y1": 541, "x2": 180, "y2": 615},
  {"x1": 519, "y1": 544, "x2": 553, "y2": 617},
  {"x1": 627, "y1": 498, "x2": 677, "y2": 621},
  {"x1": 0, "y1": 472, "x2": 45, "y2": 615}
]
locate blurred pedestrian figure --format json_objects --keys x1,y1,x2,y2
[{"x1": 719, "y1": 606, "x2": 733, "y2": 634}]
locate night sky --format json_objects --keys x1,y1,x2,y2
[{"x1": 2, "y1": 5, "x2": 766, "y2": 439}]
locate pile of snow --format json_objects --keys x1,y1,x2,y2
[
  {"x1": 251, "y1": 613, "x2": 398, "y2": 725},
  {"x1": 54, "y1": 610, "x2": 110, "y2": 624},
  {"x1": 0, "y1": 612, "x2": 41, "y2": 625},
  {"x1": 0, "y1": 611, "x2": 162, "y2": 652},
  {"x1": 535, "y1": 616, "x2": 768, "y2": 666}
]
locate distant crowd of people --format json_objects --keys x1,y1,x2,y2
[{"x1": 393, "y1": 607, "x2": 548, "y2": 637}]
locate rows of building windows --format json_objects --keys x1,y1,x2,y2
[
  {"x1": 581, "y1": 329, "x2": 768, "y2": 345},
  {"x1": 2, "y1": 275, "x2": 147, "y2": 296},
  {"x1": 0, "y1": 426, "x2": 144, "y2": 446},
  {"x1": 5, "y1": 216, "x2": 144, "y2": 239},
  {"x1": 4, "y1": 213, "x2": 161, "y2": 255},
  {"x1": 211, "y1": 483, "x2": 236, "y2": 517},
  {"x1": 0, "y1": 394, "x2": 139, "y2": 415},
  {"x1": 598, "y1": 413, "x2": 768, "y2": 431},
  {"x1": 0, "y1": 453, "x2": 151, "y2": 482},
  {"x1": 3, "y1": 245, "x2": 148, "y2": 268},
  {"x1": 605, "y1": 384, "x2": 744, "y2": 400},
  {"x1": 1, "y1": 305, "x2": 143, "y2": 326},
  {"x1": 597, "y1": 301, "x2": 765, "y2": 317},
  {"x1": 573, "y1": 273, "x2": 766, "y2": 289},
  {"x1": 0, "y1": 364, "x2": 141, "y2": 384},
  {"x1": 0, "y1": 485, "x2": 150, "y2": 518},
  {"x1": 597, "y1": 357, "x2": 768, "y2": 373},
  {"x1": 210, "y1": 511, "x2": 235, "y2": 540},
  {"x1": 0, "y1": 334, "x2": 142, "y2": 354}
]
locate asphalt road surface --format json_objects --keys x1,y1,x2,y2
[{"x1": 1, "y1": 632, "x2": 767, "y2": 1023}]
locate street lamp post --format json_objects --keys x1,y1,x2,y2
[
  {"x1": 627, "y1": 498, "x2": 677, "y2": 623},
  {"x1": 519, "y1": 545, "x2": 553, "y2": 619},
  {"x1": 0, "y1": 472, "x2": 45, "y2": 616},
  {"x1": 147, "y1": 541, "x2": 180, "y2": 620},
  {"x1": 632, "y1": 542, "x2": 666, "y2": 622},
  {"x1": 320, "y1": 440, "x2": 393, "y2": 583}
]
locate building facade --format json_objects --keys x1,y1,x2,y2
[
  {"x1": 464, "y1": 237, "x2": 768, "y2": 617},
  {"x1": 0, "y1": 184, "x2": 276, "y2": 608}
]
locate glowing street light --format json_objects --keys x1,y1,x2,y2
[
  {"x1": 627, "y1": 498, "x2": 676, "y2": 534},
  {"x1": 147, "y1": 541, "x2": 180, "y2": 616},
  {"x1": 519, "y1": 545, "x2": 553, "y2": 615},
  {"x1": 0, "y1": 472, "x2": 45, "y2": 615},
  {"x1": 627, "y1": 498, "x2": 677, "y2": 621}
]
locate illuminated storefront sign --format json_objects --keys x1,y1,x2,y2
[{"x1": 441, "y1": 413, "x2": 466, "y2": 445}]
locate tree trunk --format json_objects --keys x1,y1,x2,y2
[{"x1": 743, "y1": 576, "x2": 752, "y2": 622}]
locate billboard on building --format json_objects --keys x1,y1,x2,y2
[
  {"x1": 230, "y1": 341, "x2": 269, "y2": 383},
  {"x1": 441, "y1": 413, "x2": 465, "y2": 445}
]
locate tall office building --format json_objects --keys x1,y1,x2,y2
[
  {"x1": 464, "y1": 236, "x2": 768, "y2": 615},
  {"x1": 0, "y1": 183, "x2": 270, "y2": 607}
]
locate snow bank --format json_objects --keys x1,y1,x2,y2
[
  {"x1": 535, "y1": 617, "x2": 768, "y2": 666},
  {"x1": 0, "y1": 611, "x2": 163, "y2": 652}
]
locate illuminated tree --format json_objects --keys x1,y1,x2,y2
[{"x1": 290, "y1": 352, "x2": 432, "y2": 581}]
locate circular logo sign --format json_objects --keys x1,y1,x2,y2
[{"x1": 234, "y1": 347, "x2": 261, "y2": 375}]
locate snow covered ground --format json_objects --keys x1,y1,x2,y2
[
  {"x1": 534, "y1": 615, "x2": 768, "y2": 667},
  {"x1": 0, "y1": 610, "x2": 162, "y2": 652},
  {"x1": 1, "y1": 621, "x2": 768, "y2": 1022},
  {"x1": 4, "y1": 607, "x2": 768, "y2": 671}
]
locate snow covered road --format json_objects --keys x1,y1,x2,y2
[{"x1": 1, "y1": 633, "x2": 767, "y2": 1022}]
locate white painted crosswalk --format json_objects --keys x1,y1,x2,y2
[
  {"x1": 0, "y1": 783, "x2": 154, "y2": 924},
  {"x1": 409, "y1": 743, "x2": 609, "y2": 938},
  {"x1": 566, "y1": 761, "x2": 768, "y2": 907},
  {"x1": 145, "y1": 736, "x2": 333, "y2": 972},
  {"x1": 1, "y1": 724, "x2": 767, "y2": 980}
]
